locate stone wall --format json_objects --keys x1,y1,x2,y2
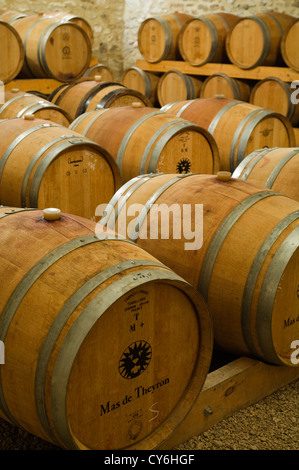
[{"x1": 0, "y1": 0, "x2": 298, "y2": 81}]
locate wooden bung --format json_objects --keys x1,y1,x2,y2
[
  {"x1": 0, "y1": 207, "x2": 213, "y2": 449},
  {"x1": 100, "y1": 172, "x2": 299, "y2": 367},
  {"x1": 161, "y1": 97, "x2": 296, "y2": 172},
  {"x1": 69, "y1": 106, "x2": 220, "y2": 184},
  {"x1": 0, "y1": 117, "x2": 121, "y2": 220}
]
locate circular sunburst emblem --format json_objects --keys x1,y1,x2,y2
[
  {"x1": 176, "y1": 158, "x2": 191, "y2": 174},
  {"x1": 119, "y1": 340, "x2": 152, "y2": 379}
]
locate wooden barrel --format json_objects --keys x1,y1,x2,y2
[
  {"x1": 281, "y1": 19, "x2": 299, "y2": 71},
  {"x1": 0, "y1": 207, "x2": 213, "y2": 449},
  {"x1": 232, "y1": 147, "x2": 299, "y2": 202},
  {"x1": 178, "y1": 13, "x2": 240, "y2": 66},
  {"x1": 0, "y1": 9, "x2": 26, "y2": 23},
  {"x1": 10, "y1": 14, "x2": 91, "y2": 81},
  {"x1": 48, "y1": 83, "x2": 70, "y2": 105},
  {"x1": 54, "y1": 79, "x2": 152, "y2": 120},
  {"x1": 0, "y1": 20, "x2": 24, "y2": 84},
  {"x1": 250, "y1": 77, "x2": 299, "y2": 126},
  {"x1": 157, "y1": 70, "x2": 202, "y2": 107},
  {"x1": 0, "y1": 116, "x2": 120, "y2": 219},
  {"x1": 161, "y1": 97, "x2": 295, "y2": 172},
  {"x1": 226, "y1": 12, "x2": 296, "y2": 69},
  {"x1": 69, "y1": 105, "x2": 220, "y2": 183},
  {"x1": 40, "y1": 11, "x2": 94, "y2": 45},
  {"x1": 0, "y1": 90, "x2": 72, "y2": 126},
  {"x1": 121, "y1": 66, "x2": 160, "y2": 106},
  {"x1": 137, "y1": 12, "x2": 193, "y2": 63},
  {"x1": 200, "y1": 74, "x2": 250, "y2": 102},
  {"x1": 84, "y1": 63, "x2": 115, "y2": 81},
  {"x1": 100, "y1": 172, "x2": 299, "y2": 367}
]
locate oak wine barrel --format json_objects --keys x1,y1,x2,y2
[
  {"x1": 54, "y1": 78, "x2": 152, "y2": 120},
  {"x1": 200, "y1": 73, "x2": 250, "y2": 102},
  {"x1": 293, "y1": 127, "x2": 299, "y2": 145},
  {"x1": 225, "y1": 12, "x2": 296, "y2": 69},
  {"x1": 69, "y1": 105, "x2": 220, "y2": 183},
  {"x1": 232, "y1": 147, "x2": 299, "y2": 202},
  {"x1": 41, "y1": 11, "x2": 94, "y2": 45},
  {"x1": 0, "y1": 206, "x2": 213, "y2": 449},
  {"x1": 10, "y1": 14, "x2": 91, "y2": 81},
  {"x1": 99, "y1": 172, "x2": 299, "y2": 367},
  {"x1": 157, "y1": 70, "x2": 202, "y2": 107},
  {"x1": 84, "y1": 63, "x2": 115, "y2": 81},
  {"x1": 121, "y1": 66, "x2": 160, "y2": 106},
  {"x1": 137, "y1": 12, "x2": 194, "y2": 63},
  {"x1": 0, "y1": 9, "x2": 26, "y2": 23},
  {"x1": 48, "y1": 83, "x2": 70, "y2": 105},
  {"x1": 0, "y1": 90, "x2": 72, "y2": 126},
  {"x1": 0, "y1": 116, "x2": 120, "y2": 219},
  {"x1": 161, "y1": 97, "x2": 295, "y2": 171},
  {"x1": 250, "y1": 77, "x2": 299, "y2": 126},
  {"x1": 178, "y1": 13, "x2": 240, "y2": 66},
  {"x1": 0, "y1": 20, "x2": 24, "y2": 83},
  {"x1": 281, "y1": 18, "x2": 299, "y2": 71}
]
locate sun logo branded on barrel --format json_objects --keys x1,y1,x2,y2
[{"x1": 118, "y1": 340, "x2": 152, "y2": 379}]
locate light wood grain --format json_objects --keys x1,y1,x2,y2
[
  {"x1": 138, "y1": 13, "x2": 193, "y2": 63},
  {"x1": 232, "y1": 147, "x2": 299, "y2": 202},
  {"x1": 104, "y1": 172, "x2": 299, "y2": 366},
  {"x1": 157, "y1": 70, "x2": 202, "y2": 106},
  {"x1": 0, "y1": 90, "x2": 71, "y2": 125},
  {"x1": 136, "y1": 59, "x2": 299, "y2": 81},
  {"x1": 0, "y1": 20, "x2": 24, "y2": 83},
  {"x1": 11, "y1": 14, "x2": 91, "y2": 81},
  {"x1": 69, "y1": 106, "x2": 220, "y2": 183},
  {"x1": 281, "y1": 19, "x2": 299, "y2": 72},
  {"x1": 250, "y1": 77, "x2": 299, "y2": 126},
  {"x1": 0, "y1": 117, "x2": 120, "y2": 219},
  {"x1": 162, "y1": 97, "x2": 295, "y2": 171},
  {"x1": 0, "y1": 207, "x2": 212, "y2": 449}
]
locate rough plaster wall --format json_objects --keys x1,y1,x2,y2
[{"x1": 0, "y1": 0, "x2": 298, "y2": 80}]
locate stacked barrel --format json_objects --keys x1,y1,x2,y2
[
  {"x1": 134, "y1": 10, "x2": 299, "y2": 114},
  {"x1": 0, "y1": 5, "x2": 298, "y2": 453}
]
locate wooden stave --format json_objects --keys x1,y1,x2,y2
[
  {"x1": 0, "y1": 206, "x2": 213, "y2": 449},
  {"x1": 99, "y1": 172, "x2": 299, "y2": 367}
]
